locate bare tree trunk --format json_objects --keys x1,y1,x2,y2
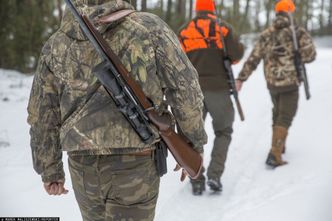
[
  {"x1": 189, "y1": 0, "x2": 193, "y2": 19},
  {"x1": 176, "y1": 0, "x2": 186, "y2": 29},
  {"x1": 160, "y1": 0, "x2": 164, "y2": 11},
  {"x1": 141, "y1": 0, "x2": 147, "y2": 11},
  {"x1": 319, "y1": 0, "x2": 326, "y2": 34},
  {"x1": 255, "y1": 1, "x2": 261, "y2": 32},
  {"x1": 243, "y1": 0, "x2": 251, "y2": 19},
  {"x1": 233, "y1": 0, "x2": 240, "y2": 25},
  {"x1": 264, "y1": 0, "x2": 273, "y2": 28},
  {"x1": 220, "y1": 0, "x2": 224, "y2": 15},
  {"x1": 329, "y1": 0, "x2": 332, "y2": 26},
  {"x1": 177, "y1": 0, "x2": 186, "y2": 15},
  {"x1": 304, "y1": 0, "x2": 311, "y2": 30},
  {"x1": 166, "y1": 0, "x2": 173, "y2": 23},
  {"x1": 294, "y1": 0, "x2": 304, "y2": 26},
  {"x1": 159, "y1": 0, "x2": 164, "y2": 19},
  {"x1": 239, "y1": 0, "x2": 251, "y2": 33}
]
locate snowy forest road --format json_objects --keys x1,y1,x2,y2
[{"x1": 0, "y1": 39, "x2": 332, "y2": 221}]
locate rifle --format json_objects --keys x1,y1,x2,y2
[
  {"x1": 214, "y1": 2, "x2": 245, "y2": 121},
  {"x1": 64, "y1": 0, "x2": 203, "y2": 178},
  {"x1": 288, "y1": 12, "x2": 311, "y2": 100}
]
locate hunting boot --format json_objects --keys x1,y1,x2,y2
[
  {"x1": 207, "y1": 178, "x2": 222, "y2": 192},
  {"x1": 266, "y1": 126, "x2": 288, "y2": 168},
  {"x1": 191, "y1": 173, "x2": 206, "y2": 196},
  {"x1": 192, "y1": 181, "x2": 206, "y2": 196},
  {"x1": 281, "y1": 129, "x2": 287, "y2": 154}
]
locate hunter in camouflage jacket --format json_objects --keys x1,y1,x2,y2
[
  {"x1": 237, "y1": 12, "x2": 316, "y2": 92},
  {"x1": 27, "y1": 0, "x2": 207, "y2": 183}
]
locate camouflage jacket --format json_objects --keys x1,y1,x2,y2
[
  {"x1": 238, "y1": 12, "x2": 316, "y2": 92},
  {"x1": 27, "y1": 0, "x2": 207, "y2": 182}
]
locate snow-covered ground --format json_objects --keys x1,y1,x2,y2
[{"x1": 1, "y1": 38, "x2": 332, "y2": 221}]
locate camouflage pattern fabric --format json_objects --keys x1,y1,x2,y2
[
  {"x1": 238, "y1": 12, "x2": 316, "y2": 91},
  {"x1": 27, "y1": 0, "x2": 207, "y2": 183},
  {"x1": 68, "y1": 154, "x2": 159, "y2": 221},
  {"x1": 270, "y1": 89, "x2": 299, "y2": 129}
]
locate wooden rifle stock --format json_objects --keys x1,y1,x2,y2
[
  {"x1": 79, "y1": 15, "x2": 203, "y2": 178},
  {"x1": 224, "y1": 59, "x2": 245, "y2": 121},
  {"x1": 234, "y1": 97, "x2": 245, "y2": 121},
  {"x1": 147, "y1": 111, "x2": 203, "y2": 179}
]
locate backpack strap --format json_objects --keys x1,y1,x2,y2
[
  {"x1": 208, "y1": 19, "x2": 217, "y2": 48},
  {"x1": 193, "y1": 14, "x2": 219, "y2": 48},
  {"x1": 192, "y1": 17, "x2": 209, "y2": 46}
]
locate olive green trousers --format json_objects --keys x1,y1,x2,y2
[
  {"x1": 270, "y1": 89, "x2": 299, "y2": 129},
  {"x1": 192, "y1": 90, "x2": 234, "y2": 184}
]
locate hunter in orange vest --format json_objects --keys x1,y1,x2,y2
[{"x1": 179, "y1": 0, "x2": 244, "y2": 195}]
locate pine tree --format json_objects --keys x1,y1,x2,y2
[
  {"x1": 141, "y1": 0, "x2": 147, "y2": 11},
  {"x1": 0, "y1": 0, "x2": 59, "y2": 73}
]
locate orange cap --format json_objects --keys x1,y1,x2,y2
[
  {"x1": 196, "y1": 0, "x2": 215, "y2": 12},
  {"x1": 275, "y1": 0, "x2": 296, "y2": 13}
]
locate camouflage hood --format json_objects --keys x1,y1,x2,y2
[
  {"x1": 60, "y1": 0, "x2": 134, "y2": 40},
  {"x1": 238, "y1": 12, "x2": 316, "y2": 91},
  {"x1": 273, "y1": 12, "x2": 291, "y2": 30}
]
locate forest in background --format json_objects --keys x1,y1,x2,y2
[{"x1": 1, "y1": 0, "x2": 331, "y2": 73}]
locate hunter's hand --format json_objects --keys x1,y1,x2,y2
[
  {"x1": 236, "y1": 80, "x2": 243, "y2": 92},
  {"x1": 173, "y1": 164, "x2": 188, "y2": 182},
  {"x1": 44, "y1": 179, "x2": 69, "y2": 196}
]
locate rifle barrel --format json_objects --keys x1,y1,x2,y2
[{"x1": 288, "y1": 12, "x2": 311, "y2": 100}]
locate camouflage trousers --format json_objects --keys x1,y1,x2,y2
[
  {"x1": 192, "y1": 90, "x2": 234, "y2": 183},
  {"x1": 270, "y1": 89, "x2": 299, "y2": 129},
  {"x1": 68, "y1": 153, "x2": 160, "y2": 221}
]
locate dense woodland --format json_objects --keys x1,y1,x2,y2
[{"x1": 1, "y1": 0, "x2": 331, "y2": 73}]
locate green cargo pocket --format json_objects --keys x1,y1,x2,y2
[{"x1": 108, "y1": 157, "x2": 159, "y2": 206}]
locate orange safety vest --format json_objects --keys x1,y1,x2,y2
[{"x1": 179, "y1": 13, "x2": 229, "y2": 53}]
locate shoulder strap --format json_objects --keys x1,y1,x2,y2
[
  {"x1": 208, "y1": 19, "x2": 217, "y2": 48},
  {"x1": 193, "y1": 17, "x2": 207, "y2": 38},
  {"x1": 193, "y1": 16, "x2": 214, "y2": 47},
  {"x1": 98, "y1": 9, "x2": 135, "y2": 23}
]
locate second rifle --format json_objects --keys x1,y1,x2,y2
[
  {"x1": 214, "y1": 2, "x2": 245, "y2": 121},
  {"x1": 288, "y1": 12, "x2": 311, "y2": 100}
]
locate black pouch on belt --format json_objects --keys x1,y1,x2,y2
[{"x1": 154, "y1": 140, "x2": 168, "y2": 177}]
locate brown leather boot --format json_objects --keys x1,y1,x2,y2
[
  {"x1": 282, "y1": 129, "x2": 287, "y2": 154},
  {"x1": 266, "y1": 126, "x2": 288, "y2": 168},
  {"x1": 282, "y1": 144, "x2": 286, "y2": 154}
]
